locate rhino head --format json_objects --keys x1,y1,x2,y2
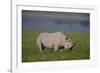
[{"x1": 64, "y1": 38, "x2": 74, "y2": 50}]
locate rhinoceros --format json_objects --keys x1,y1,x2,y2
[{"x1": 36, "y1": 32, "x2": 74, "y2": 53}]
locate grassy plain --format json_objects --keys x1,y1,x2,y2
[{"x1": 22, "y1": 32, "x2": 90, "y2": 62}]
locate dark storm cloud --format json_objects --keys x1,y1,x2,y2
[{"x1": 22, "y1": 10, "x2": 90, "y2": 32}]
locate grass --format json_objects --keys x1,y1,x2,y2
[{"x1": 22, "y1": 32, "x2": 90, "y2": 62}]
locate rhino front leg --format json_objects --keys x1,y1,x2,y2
[
  {"x1": 54, "y1": 46, "x2": 58, "y2": 51},
  {"x1": 60, "y1": 49, "x2": 64, "y2": 52}
]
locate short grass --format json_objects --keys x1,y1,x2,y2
[{"x1": 22, "y1": 32, "x2": 90, "y2": 62}]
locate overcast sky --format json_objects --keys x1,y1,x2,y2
[{"x1": 22, "y1": 10, "x2": 90, "y2": 32}]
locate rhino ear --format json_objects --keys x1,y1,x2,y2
[
  {"x1": 67, "y1": 37, "x2": 72, "y2": 42},
  {"x1": 67, "y1": 38, "x2": 71, "y2": 41}
]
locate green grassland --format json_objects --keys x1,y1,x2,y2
[{"x1": 22, "y1": 32, "x2": 90, "y2": 62}]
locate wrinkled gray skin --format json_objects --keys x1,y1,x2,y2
[{"x1": 37, "y1": 32, "x2": 74, "y2": 53}]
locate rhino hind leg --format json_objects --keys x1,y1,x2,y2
[
  {"x1": 41, "y1": 42, "x2": 45, "y2": 50},
  {"x1": 37, "y1": 38, "x2": 43, "y2": 53}
]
